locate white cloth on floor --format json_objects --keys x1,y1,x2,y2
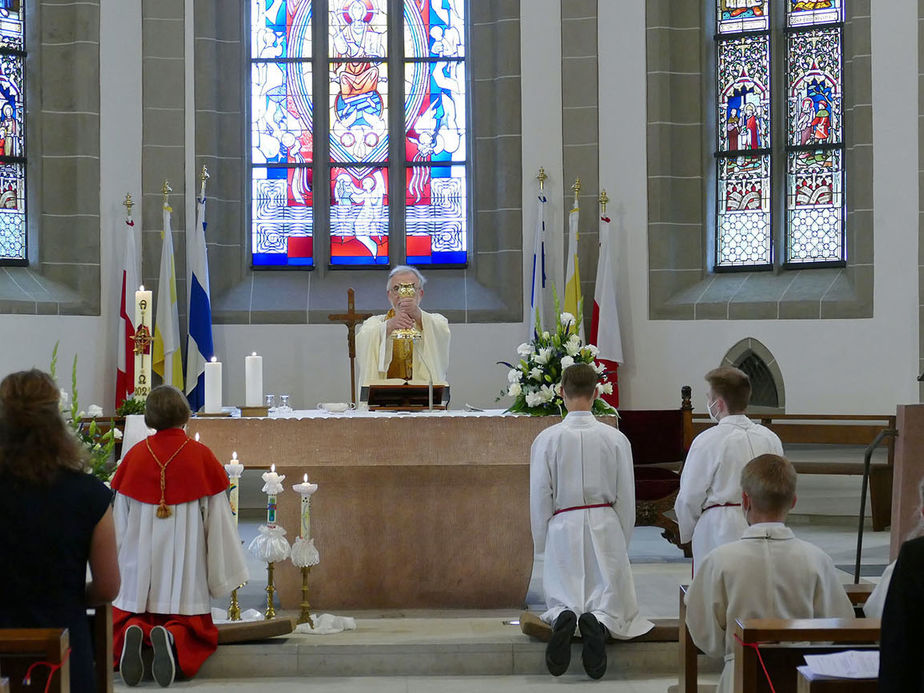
[
  {"x1": 355, "y1": 309, "x2": 450, "y2": 386},
  {"x1": 684, "y1": 522, "x2": 855, "y2": 693},
  {"x1": 210, "y1": 608, "x2": 263, "y2": 624},
  {"x1": 530, "y1": 411, "x2": 654, "y2": 639},
  {"x1": 674, "y1": 414, "x2": 784, "y2": 572},
  {"x1": 294, "y1": 614, "x2": 357, "y2": 635}
]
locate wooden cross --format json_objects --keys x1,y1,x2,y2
[{"x1": 328, "y1": 288, "x2": 373, "y2": 405}]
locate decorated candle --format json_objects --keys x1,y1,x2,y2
[
  {"x1": 224, "y1": 451, "x2": 244, "y2": 524},
  {"x1": 204, "y1": 356, "x2": 222, "y2": 413},
  {"x1": 292, "y1": 473, "x2": 319, "y2": 540},
  {"x1": 245, "y1": 353, "x2": 264, "y2": 407},
  {"x1": 133, "y1": 285, "x2": 153, "y2": 398},
  {"x1": 261, "y1": 463, "x2": 285, "y2": 528}
]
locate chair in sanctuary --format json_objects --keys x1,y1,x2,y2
[{"x1": 617, "y1": 386, "x2": 694, "y2": 554}]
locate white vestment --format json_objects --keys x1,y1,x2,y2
[
  {"x1": 113, "y1": 492, "x2": 249, "y2": 615},
  {"x1": 685, "y1": 523, "x2": 854, "y2": 693},
  {"x1": 674, "y1": 415, "x2": 783, "y2": 571},
  {"x1": 862, "y1": 560, "x2": 895, "y2": 619},
  {"x1": 355, "y1": 309, "x2": 450, "y2": 387},
  {"x1": 530, "y1": 411, "x2": 654, "y2": 639}
]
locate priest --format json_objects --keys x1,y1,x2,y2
[
  {"x1": 684, "y1": 454, "x2": 854, "y2": 693},
  {"x1": 355, "y1": 265, "x2": 450, "y2": 387}
]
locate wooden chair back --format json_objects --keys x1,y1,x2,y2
[{"x1": 0, "y1": 628, "x2": 70, "y2": 693}]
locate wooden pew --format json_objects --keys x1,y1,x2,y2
[
  {"x1": 89, "y1": 604, "x2": 112, "y2": 693},
  {"x1": 0, "y1": 628, "x2": 70, "y2": 693},
  {"x1": 733, "y1": 618, "x2": 879, "y2": 693},
  {"x1": 691, "y1": 413, "x2": 896, "y2": 531},
  {"x1": 678, "y1": 583, "x2": 875, "y2": 693},
  {"x1": 796, "y1": 665, "x2": 877, "y2": 692}
]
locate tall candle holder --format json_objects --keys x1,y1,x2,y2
[
  {"x1": 291, "y1": 474, "x2": 320, "y2": 627},
  {"x1": 247, "y1": 464, "x2": 290, "y2": 620},
  {"x1": 224, "y1": 450, "x2": 245, "y2": 621}
]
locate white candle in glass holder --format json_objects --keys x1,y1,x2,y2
[
  {"x1": 204, "y1": 356, "x2": 222, "y2": 413},
  {"x1": 245, "y1": 353, "x2": 263, "y2": 407}
]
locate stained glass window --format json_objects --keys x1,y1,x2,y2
[
  {"x1": 250, "y1": 0, "x2": 469, "y2": 269},
  {"x1": 713, "y1": 0, "x2": 846, "y2": 270},
  {"x1": 0, "y1": 1, "x2": 25, "y2": 265}
]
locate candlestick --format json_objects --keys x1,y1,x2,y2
[
  {"x1": 133, "y1": 285, "x2": 153, "y2": 399},
  {"x1": 291, "y1": 473, "x2": 319, "y2": 627},
  {"x1": 261, "y1": 464, "x2": 285, "y2": 528},
  {"x1": 204, "y1": 356, "x2": 222, "y2": 413},
  {"x1": 223, "y1": 450, "x2": 245, "y2": 623},
  {"x1": 292, "y1": 473, "x2": 318, "y2": 540},
  {"x1": 245, "y1": 353, "x2": 264, "y2": 407}
]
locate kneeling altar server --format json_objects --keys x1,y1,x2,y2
[
  {"x1": 530, "y1": 363, "x2": 653, "y2": 679},
  {"x1": 111, "y1": 385, "x2": 249, "y2": 687}
]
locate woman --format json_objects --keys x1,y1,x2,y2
[{"x1": 0, "y1": 369, "x2": 120, "y2": 693}]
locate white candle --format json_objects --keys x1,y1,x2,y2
[
  {"x1": 133, "y1": 285, "x2": 153, "y2": 399},
  {"x1": 245, "y1": 352, "x2": 264, "y2": 407},
  {"x1": 292, "y1": 473, "x2": 319, "y2": 540},
  {"x1": 224, "y1": 451, "x2": 244, "y2": 525},
  {"x1": 204, "y1": 356, "x2": 222, "y2": 413},
  {"x1": 261, "y1": 463, "x2": 285, "y2": 528}
]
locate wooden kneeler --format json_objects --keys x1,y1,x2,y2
[{"x1": 0, "y1": 628, "x2": 70, "y2": 693}]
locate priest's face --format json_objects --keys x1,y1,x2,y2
[{"x1": 387, "y1": 271, "x2": 423, "y2": 308}]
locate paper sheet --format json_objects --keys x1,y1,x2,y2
[{"x1": 803, "y1": 650, "x2": 879, "y2": 679}]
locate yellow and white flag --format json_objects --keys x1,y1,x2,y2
[
  {"x1": 152, "y1": 202, "x2": 183, "y2": 388},
  {"x1": 564, "y1": 199, "x2": 584, "y2": 340}
]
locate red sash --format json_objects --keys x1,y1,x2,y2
[
  {"x1": 702, "y1": 502, "x2": 741, "y2": 512},
  {"x1": 553, "y1": 502, "x2": 612, "y2": 516}
]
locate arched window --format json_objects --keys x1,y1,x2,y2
[
  {"x1": 714, "y1": 0, "x2": 845, "y2": 270},
  {"x1": 0, "y1": 0, "x2": 25, "y2": 265},
  {"x1": 249, "y1": 0, "x2": 468, "y2": 269}
]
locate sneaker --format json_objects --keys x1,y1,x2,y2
[
  {"x1": 119, "y1": 625, "x2": 144, "y2": 687},
  {"x1": 578, "y1": 612, "x2": 608, "y2": 680},
  {"x1": 545, "y1": 610, "x2": 576, "y2": 676},
  {"x1": 150, "y1": 625, "x2": 176, "y2": 687}
]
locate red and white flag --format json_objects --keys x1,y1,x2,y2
[
  {"x1": 590, "y1": 213, "x2": 623, "y2": 408},
  {"x1": 115, "y1": 212, "x2": 140, "y2": 408}
]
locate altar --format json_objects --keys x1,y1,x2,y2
[{"x1": 187, "y1": 411, "x2": 585, "y2": 610}]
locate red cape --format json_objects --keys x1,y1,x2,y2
[{"x1": 111, "y1": 428, "x2": 229, "y2": 505}]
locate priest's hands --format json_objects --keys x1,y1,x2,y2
[
  {"x1": 386, "y1": 310, "x2": 416, "y2": 334},
  {"x1": 397, "y1": 297, "x2": 421, "y2": 322}
]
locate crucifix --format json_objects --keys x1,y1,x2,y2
[{"x1": 328, "y1": 288, "x2": 373, "y2": 405}]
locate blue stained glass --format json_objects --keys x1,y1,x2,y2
[
  {"x1": 0, "y1": 0, "x2": 23, "y2": 51},
  {"x1": 405, "y1": 61, "x2": 465, "y2": 164},
  {"x1": 787, "y1": 28, "x2": 842, "y2": 146},
  {"x1": 252, "y1": 62, "x2": 313, "y2": 166},
  {"x1": 330, "y1": 166, "x2": 389, "y2": 265},
  {"x1": 329, "y1": 0, "x2": 388, "y2": 59},
  {"x1": 0, "y1": 0, "x2": 24, "y2": 263},
  {"x1": 717, "y1": 35, "x2": 770, "y2": 152},
  {"x1": 329, "y1": 61, "x2": 388, "y2": 163},
  {"x1": 252, "y1": 166, "x2": 314, "y2": 268},
  {"x1": 404, "y1": 0, "x2": 465, "y2": 59},
  {"x1": 405, "y1": 164, "x2": 466, "y2": 265}
]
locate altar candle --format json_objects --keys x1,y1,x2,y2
[
  {"x1": 133, "y1": 285, "x2": 153, "y2": 398},
  {"x1": 266, "y1": 463, "x2": 279, "y2": 528},
  {"x1": 292, "y1": 473, "x2": 319, "y2": 540},
  {"x1": 224, "y1": 451, "x2": 244, "y2": 525},
  {"x1": 244, "y1": 352, "x2": 264, "y2": 407},
  {"x1": 204, "y1": 356, "x2": 222, "y2": 413}
]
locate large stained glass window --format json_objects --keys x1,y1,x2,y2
[
  {"x1": 713, "y1": 0, "x2": 846, "y2": 270},
  {"x1": 0, "y1": 1, "x2": 25, "y2": 265},
  {"x1": 250, "y1": 0, "x2": 469, "y2": 269}
]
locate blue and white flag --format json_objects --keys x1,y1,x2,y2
[
  {"x1": 528, "y1": 191, "x2": 547, "y2": 338},
  {"x1": 185, "y1": 191, "x2": 214, "y2": 412}
]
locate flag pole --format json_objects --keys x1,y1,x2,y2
[
  {"x1": 199, "y1": 164, "x2": 209, "y2": 201},
  {"x1": 571, "y1": 177, "x2": 582, "y2": 208},
  {"x1": 162, "y1": 179, "x2": 172, "y2": 207}
]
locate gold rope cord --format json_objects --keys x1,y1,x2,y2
[{"x1": 145, "y1": 437, "x2": 191, "y2": 519}]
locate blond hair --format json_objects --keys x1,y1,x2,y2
[
  {"x1": 741, "y1": 454, "x2": 797, "y2": 514},
  {"x1": 705, "y1": 366, "x2": 751, "y2": 413}
]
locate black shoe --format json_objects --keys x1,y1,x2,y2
[
  {"x1": 578, "y1": 612, "x2": 608, "y2": 680},
  {"x1": 545, "y1": 610, "x2": 576, "y2": 676},
  {"x1": 119, "y1": 625, "x2": 144, "y2": 687},
  {"x1": 150, "y1": 625, "x2": 176, "y2": 687}
]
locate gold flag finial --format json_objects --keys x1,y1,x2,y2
[
  {"x1": 599, "y1": 189, "x2": 609, "y2": 215},
  {"x1": 162, "y1": 179, "x2": 172, "y2": 204},
  {"x1": 537, "y1": 167, "x2": 547, "y2": 191},
  {"x1": 571, "y1": 177, "x2": 582, "y2": 206},
  {"x1": 200, "y1": 165, "x2": 210, "y2": 183},
  {"x1": 123, "y1": 192, "x2": 134, "y2": 217}
]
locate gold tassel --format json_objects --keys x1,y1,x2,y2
[{"x1": 157, "y1": 504, "x2": 172, "y2": 519}]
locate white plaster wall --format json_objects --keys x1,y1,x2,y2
[{"x1": 598, "y1": 0, "x2": 920, "y2": 414}]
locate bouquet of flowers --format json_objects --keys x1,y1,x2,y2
[{"x1": 500, "y1": 307, "x2": 616, "y2": 416}]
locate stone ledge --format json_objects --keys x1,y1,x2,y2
[{"x1": 0, "y1": 266, "x2": 97, "y2": 316}]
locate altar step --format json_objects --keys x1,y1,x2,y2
[{"x1": 199, "y1": 613, "x2": 698, "y2": 679}]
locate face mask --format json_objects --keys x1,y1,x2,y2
[{"x1": 706, "y1": 397, "x2": 720, "y2": 423}]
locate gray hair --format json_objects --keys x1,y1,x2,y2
[{"x1": 386, "y1": 265, "x2": 426, "y2": 290}]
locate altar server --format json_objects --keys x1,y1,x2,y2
[
  {"x1": 355, "y1": 265, "x2": 450, "y2": 387},
  {"x1": 530, "y1": 363, "x2": 653, "y2": 679},
  {"x1": 674, "y1": 366, "x2": 783, "y2": 572},
  {"x1": 111, "y1": 385, "x2": 248, "y2": 687},
  {"x1": 685, "y1": 454, "x2": 853, "y2": 693}
]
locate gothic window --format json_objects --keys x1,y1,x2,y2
[
  {"x1": 714, "y1": 0, "x2": 845, "y2": 270},
  {"x1": 0, "y1": 0, "x2": 25, "y2": 265},
  {"x1": 250, "y1": 0, "x2": 468, "y2": 269}
]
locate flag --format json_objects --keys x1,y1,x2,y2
[
  {"x1": 152, "y1": 202, "x2": 183, "y2": 388},
  {"x1": 115, "y1": 214, "x2": 140, "y2": 408},
  {"x1": 590, "y1": 213, "x2": 623, "y2": 408},
  {"x1": 528, "y1": 191, "x2": 547, "y2": 338},
  {"x1": 185, "y1": 193, "x2": 214, "y2": 412},
  {"x1": 564, "y1": 200, "x2": 584, "y2": 340}
]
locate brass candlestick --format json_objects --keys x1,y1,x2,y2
[
  {"x1": 227, "y1": 585, "x2": 242, "y2": 621},
  {"x1": 265, "y1": 562, "x2": 277, "y2": 619},
  {"x1": 298, "y1": 567, "x2": 314, "y2": 627}
]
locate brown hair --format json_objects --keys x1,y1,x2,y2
[
  {"x1": 561, "y1": 363, "x2": 598, "y2": 400},
  {"x1": 741, "y1": 454, "x2": 797, "y2": 514},
  {"x1": 705, "y1": 366, "x2": 751, "y2": 414},
  {"x1": 144, "y1": 385, "x2": 191, "y2": 430},
  {"x1": 0, "y1": 369, "x2": 87, "y2": 483}
]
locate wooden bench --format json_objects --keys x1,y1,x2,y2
[
  {"x1": 678, "y1": 583, "x2": 875, "y2": 693},
  {"x1": 733, "y1": 617, "x2": 879, "y2": 693},
  {"x1": 0, "y1": 628, "x2": 70, "y2": 693},
  {"x1": 692, "y1": 413, "x2": 897, "y2": 531},
  {"x1": 796, "y1": 665, "x2": 877, "y2": 692}
]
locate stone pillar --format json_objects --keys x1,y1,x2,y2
[{"x1": 890, "y1": 404, "x2": 924, "y2": 559}]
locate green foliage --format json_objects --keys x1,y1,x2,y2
[{"x1": 116, "y1": 395, "x2": 147, "y2": 417}]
